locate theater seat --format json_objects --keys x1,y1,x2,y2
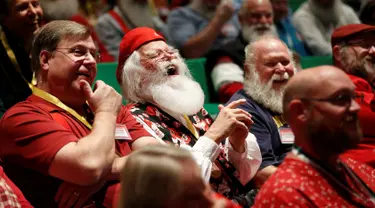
[{"x1": 300, "y1": 56, "x2": 333, "y2": 69}]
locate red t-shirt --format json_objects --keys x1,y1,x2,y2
[
  {"x1": 0, "y1": 94, "x2": 150, "y2": 207},
  {"x1": 0, "y1": 166, "x2": 32, "y2": 208},
  {"x1": 343, "y1": 74, "x2": 375, "y2": 168}
]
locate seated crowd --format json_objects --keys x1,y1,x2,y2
[{"x1": 0, "y1": 0, "x2": 374, "y2": 208}]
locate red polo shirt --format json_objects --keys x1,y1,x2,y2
[
  {"x1": 343, "y1": 74, "x2": 375, "y2": 168},
  {"x1": 0, "y1": 94, "x2": 150, "y2": 207}
]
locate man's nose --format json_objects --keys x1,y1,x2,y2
[
  {"x1": 368, "y1": 46, "x2": 375, "y2": 55},
  {"x1": 259, "y1": 15, "x2": 268, "y2": 24},
  {"x1": 83, "y1": 53, "x2": 97, "y2": 65},
  {"x1": 349, "y1": 99, "x2": 361, "y2": 113},
  {"x1": 163, "y1": 51, "x2": 176, "y2": 60},
  {"x1": 274, "y1": 63, "x2": 286, "y2": 74},
  {"x1": 28, "y1": 4, "x2": 38, "y2": 16}
]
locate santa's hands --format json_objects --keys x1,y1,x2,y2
[
  {"x1": 204, "y1": 99, "x2": 253, "y2": 144},
  {"x1": 215, "y1": 0, "x2": 235, "y2": 24},
  {"x1": 80, "y1": 80, "x2": 122, "y2": 116}
]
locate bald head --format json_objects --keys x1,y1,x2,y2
[
  {"x1": 240, "y1": 0, "x2": 272, "y2": 11},
  {"x1": 239, "y1": 0, "x2": 273, "y2": 24},
  {"x1": 283, "y1": 65, "x2": 361, "y2": 159},
  {"x1": 283, "y1": 65, "x2": 353, "y2": 119}
]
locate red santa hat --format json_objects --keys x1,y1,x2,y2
[
  {"x1": 116, "y1": 27, "x2": 166, "y2": 84},
  {"x1": 331, "y1": 24, "x2": 375, "y2": 47}
]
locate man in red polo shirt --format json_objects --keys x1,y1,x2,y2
[
  {"x1": 331, "y1": 24, "x2": 375, "y2": 168},
  {"x1": 0, "y1": 20, "x2": 156, "y2": 208}
]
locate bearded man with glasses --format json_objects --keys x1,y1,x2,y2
[
  {"x1": 332, "y1": 24, "x2": 375, "y2": 168},
  {"x1": 0, "y1": 20, "x2": 158, "y2": 208}
]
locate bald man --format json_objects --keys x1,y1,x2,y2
[
  {"x1": 205, "y1": 0, "x2": 278, "y2": 102},
  {"x1": 253, "y1": 66, "x2": 375, "y2": 207}
]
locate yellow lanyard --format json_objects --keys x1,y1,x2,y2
[
  {"x1": 0, "y1": 28, "x2": 36, "y2": 89},
  {"x1": 33, "y1": 87, "x2": 92, "y2": 129},
  {"x1": 272, "y1": 115, "x2": 287, "y2": 128},
  {"x1": 183, "y1": 114, "x2": 199, "y2": 139}
]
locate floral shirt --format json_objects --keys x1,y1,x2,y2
[
  {"x1": 126, "y1": 103, "x2": 251, "y2": 198},
  {"x1": 253, "y1": 151, "x2": 375, "y2": 207}
]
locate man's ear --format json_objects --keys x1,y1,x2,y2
[
  {"x1": 39, "y1": 50, "x2": 51, "y2": 71},
  {"x1": 332, "y1": 45, "x2": 341, "y2": 65},
  {"x1": 289, "y1": 100, "x2": 308, "y2": 123}
]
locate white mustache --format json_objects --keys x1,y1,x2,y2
[
  {"x1": 272, "y1": 73, "x2": 289, "y2": 81},
  {"x1": 253, "y1": 23, "x2": 272, "y2": 30}
]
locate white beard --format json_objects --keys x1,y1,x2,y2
[
  {"x1": 142, "y1": 57, "x2": 205, "y2": 115},
  {"x1": 150, "y1": 75, "x2": 205, "y2": 115},
  {"x1": 241, "y1": 23, "x2": 278, "y2": 43},
  {"x1": 243, "y1": 66, "x2": 290, "y2": 113}
]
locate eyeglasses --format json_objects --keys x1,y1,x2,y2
[
  {"x1": 300, "y1": 93, "x2": 363, "y2": 107},
  {"x1": 143, "y1": 48, "x2": 179, "y2": 59},
  {"x1": 55, "y1": 47, "x2": 101, "y2": 63},
  {"x1": 345, "y1": 39, "x2": 375, "y2": 51}
]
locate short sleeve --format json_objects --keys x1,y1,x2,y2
[
  {"x1": 0, "y1": 103, "x2": 78, "y2": 174},
  {"x1": 167, "y1": 8, "x2": 198, "y2": 49},
  {"x1": 117, "y1": 106, "x2": 152, "y2": 141}
]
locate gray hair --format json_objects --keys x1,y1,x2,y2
[
  {"x1": 120, "y1": 51, "x2": 149, "y2": 103},
  {"x1": 119, "y1": 145, "x2": 194, "y2": 208},
  {"x1": 31, "y1": 20, "x2": 91, "y2": 75}
]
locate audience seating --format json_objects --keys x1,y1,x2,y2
[
  {"x1": 289, "y1": 0, "x2": 306, "y2": 12},
  {"x1": 96, "y1": 56, "x2": 333, "y2": 116},
  {"x1": 300, "y1": 56, "x2": 333, "y2": 69}
]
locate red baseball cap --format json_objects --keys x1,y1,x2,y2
[
  {"x1": 116, "y1": 27, "x2": 166, "y2": 84},
  {"x1": 331, "y1": 24, "x2": 375, "y2": 47}
]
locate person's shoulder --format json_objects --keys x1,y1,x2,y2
[
  {"x1": 347, "y1": 74, "x2": 373, "y2": 92},
  {"x1": 259, "y1": 157, "x2": 313, "y2": 191},
  {"x1": 341, "y1": 2, "x2": 357, "y2": 13},
  {"x1": 226, "y1": 90, "x2": 264, "y2": 117},
  {"x1": 123, "y1": 103, "x2": 152, "y2": 117},
  {"x1": 0, "y1": 97, "x2": 51, "y2": 131},
  {"x1": 96, "y1": 12, "x2": 114, "y2": 26},
  {"x1": 227, "y1": 89, "x2": 258, "y2": 107},
  {"x1": 168, "y1": 6, "x2": 197, "y2": 19},
  {"x1": 169, "y1": 6, "x2": 192, "y2": 15},
  {"x1": 293, "y1": 2, "x2": 312, "y2": 19},
  {"x1": 2, "y1": 97, "x2": 47, "y2": 118}
]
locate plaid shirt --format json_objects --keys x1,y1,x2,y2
[{"x1": 0, "y1": 178, "x2": 21, "y2": 208}]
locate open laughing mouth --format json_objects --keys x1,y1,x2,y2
[
  {"x1": 166, "y1": 65, "x2": 178, "y2": 76},
  {"x1": 273, "y1": 79, "x2": 288, "y2": 85}
]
